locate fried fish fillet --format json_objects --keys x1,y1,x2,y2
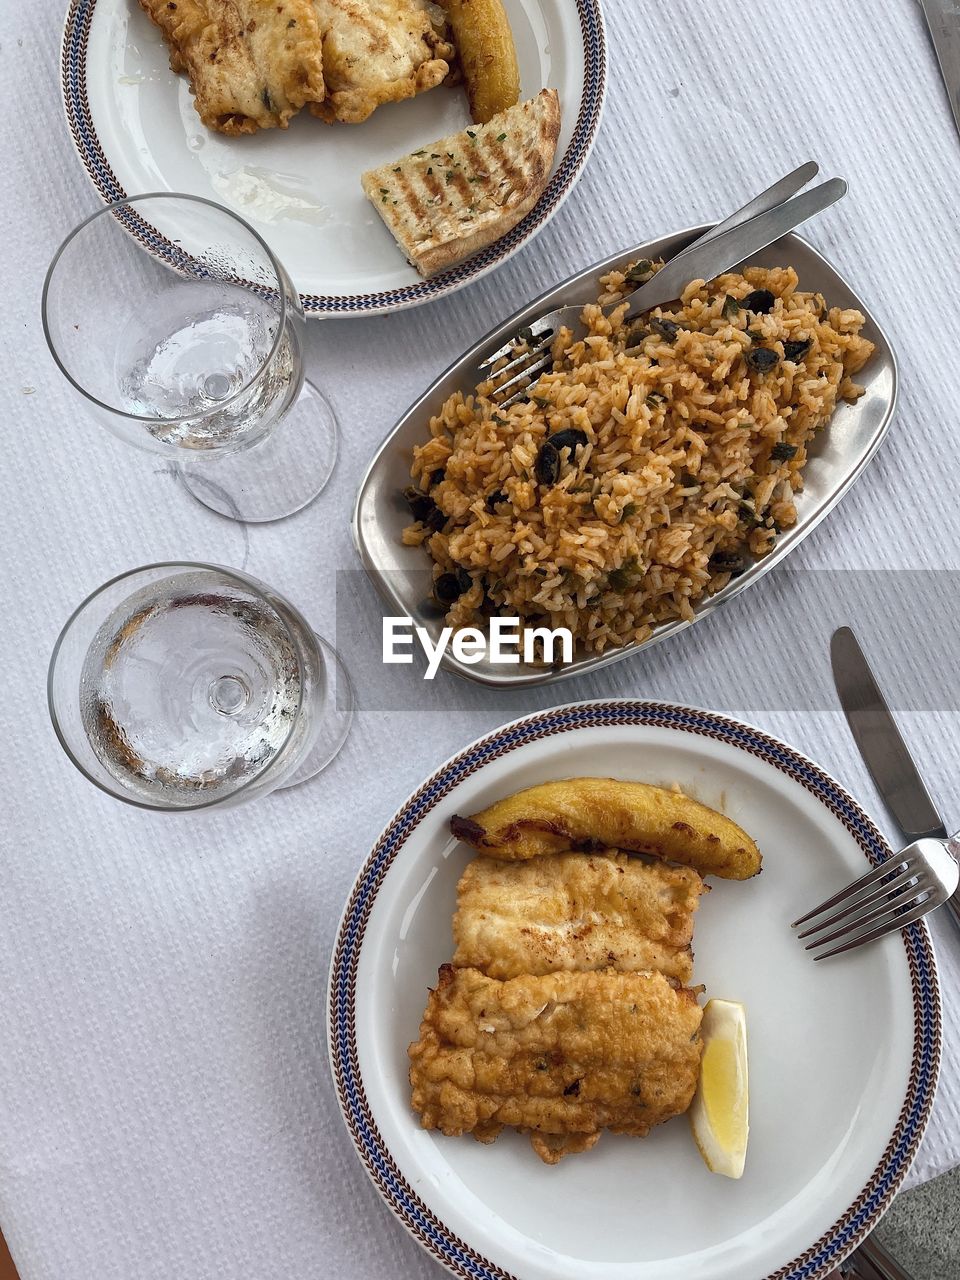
[
  {"x1": 451, "y1": 778, "x2": 762, "y2": 879},
  {"x1": 452, "y1": 852, "x2": 705, "y2": 984},
  {"x1": 409, "y1": 965, "x2": 704, "y2": 1164},
  {"x1": 140, "y1": 0, "x2": 326, "y2": 134},
  {"x1": 310, "y1": 0, "x2": 453, "y2": 124}
]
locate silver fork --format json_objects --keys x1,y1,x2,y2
[
  {"x1": 475, "y1": 162, "x2": 818, "y2": 396},
  {"x1": 791, "y1": 836, "x2": 960, "y2": 961},
  {"x1": 477, "y1": 161, "x2": 819, "y2": 404},
  {"x1": 477, "y1": 163, "x2": 845, "y2": 408}
]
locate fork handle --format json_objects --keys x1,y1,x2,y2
[
  {"x1": 682, "y1": 161, "x2": 819, "y2": 251},
  {"x1": 623, "y1": 178, "x2": 847, "y2": 316}
]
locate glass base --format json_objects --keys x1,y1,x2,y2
[
  {"x1": 178, "y1": 379, "x2": 339, "y2": 523},
  {"x1": 278, "y1": 633, "x2": 354, "y2": 789}
]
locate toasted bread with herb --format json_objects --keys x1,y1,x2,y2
[{"x1": 360, "y1": 89, "x2": 561, "y2": 278}]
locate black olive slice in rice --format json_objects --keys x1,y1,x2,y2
[
  {"x1": 535, "y1": 441, "x2": 561, "y2": 486},
  {"x1": 708, "y1": 548, "x2": 750, "y2": 576},
  {"x1": 745, "y1": 347, "x2": 780, "y2": 375},
  {"x1": 651, "y1": 317, "x2": 681, "y2": 341},
  {"x1": 783, "y1": 339, "x2": 812, "y2": 362},
  {"x1": 549, "y1": 428, "x2": 589, "y2": 456},
  {"x1": 742, "y1": 289, "x2": 776, "y2": 314}
]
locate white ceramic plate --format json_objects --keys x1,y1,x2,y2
[
  {"x1": 61, "y1": 0, "x2": 606, "y2": 315},
  {"x1": 329, "y1": 701, "x2": 940, "y2": 1280}
]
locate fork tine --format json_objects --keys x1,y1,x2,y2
[
  {"x1": 812, "y1": 894, "x2": 939, "y2": 961},
  {"x1": 800, "y1": 873, "x2": 926, "y2": 949},
  {"x1": 477, "y1": 326, "x2": 555, "y2": 373},
  {"x1": 486, "y1": 343, "x2": 551, "y2": 389},
  {"x1": 492, "y1": 354, "x2": 555, "y2": 407},
  {"x1": 477, "y1": 338, "x2": 521, "y2": 371},
  {"x1": 498, "y1": 373, "x2": 555, "y2": 411},
  {"x1": 795, "y1": 867, "x2": 921, "y2": 939},
  {"x1": 499, "y1": 381, "x2": 554, "y2": 411},
  {"x1": 790, "y1": 856, "x2": 909, "y2": 927}
]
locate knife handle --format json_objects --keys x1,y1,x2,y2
[
  {"x1": 626, "y1": 178, "x2": 846, "y2": 314},
  {"x1": 851, "y1": 1234, "x2": 917, "y2": 1280},
  {"x1": 665, "y1": 162, "x2": 819, "y2": 255}
]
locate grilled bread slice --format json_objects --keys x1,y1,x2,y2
[{"x1": 361, "y1": 89, "x2": 561, "y2": 277}]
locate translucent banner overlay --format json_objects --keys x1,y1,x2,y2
[{"x1": 335, "y1": 568, "x2": 960, "y2": 713}]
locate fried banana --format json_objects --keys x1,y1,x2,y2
[
  {"x1": 439, "y1": 0, "x2": 521, "y2": 124},
  {"x1": 139, "y1": 0, "x2": 325, "y2": 134},
  {"x1": 409, "y1": 965, "x2": 704, "y2": 1164},
  {"x1": 451, "y1": 778, "x2": 762, "y2": 879},
  {"x1": 453, "y1": 852, "x2": 705, "y2": 983}
]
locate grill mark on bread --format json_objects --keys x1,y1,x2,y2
[
  {"x1": 481, "y1": 136, "x2": 525, "y2": 202},
  {"x1": 393, "y1": 168, "x2": 426, "y2": 221},
  {"x1": 448, "y1": 167, "x2": 474, "y2": 202},
  {"x1": 422, "y1": 168, "x2": 445, "y2": 201}
]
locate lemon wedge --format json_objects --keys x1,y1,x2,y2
[{"x1": 689, "y1": 998, "x2": 749, "y2": 1178}]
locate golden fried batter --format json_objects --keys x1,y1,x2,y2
[
  {"x1": 139, "y1": 0, "x2": 325, "y2": 135},
  {"x1": 451, "y1": 777, "x2": 762, "y2": 879},
  {"x1": 453, "y1": 852, "x2": 705, "y2": 984},
  {"x1": 310, "y1": 0, "x2": 453, "y2": 123},
  {"x1": 409, "y1": 965, "x2": 704, "y2": 1164}
]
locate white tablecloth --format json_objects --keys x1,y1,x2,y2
[{"x1": 3, "y1": 1, "x2": 960, "y2": 1276}]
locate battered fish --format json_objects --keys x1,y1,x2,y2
[
  {"x1": 139, "y1": 0, "x2": 326, "y2": 134},
  {"x1": 311, "y1": 0, "x2": 453, "y2": 123},
  {"x1": 409, "y1": 965, "x2": 704, "y2": 1164},
  {"x1": 451, "y1": 777, "x2": 762, "y2": 879},
  {"x1": 453, "y1": 852, "x2": 705, "y2": 984}
]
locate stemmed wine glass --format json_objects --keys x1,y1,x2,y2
[
  {"x1": 42, "y1": 194, "x2": 337, "y2": 523},
  {"x1": 48, "y1": 564, "x2": 353, "y2": 811}
]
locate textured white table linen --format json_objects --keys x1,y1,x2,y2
[{"x1": 3, "y1": 1, "x2": 960, "y2": 1277}]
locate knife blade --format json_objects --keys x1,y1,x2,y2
[
  {"x1": 831, "y1": 627, "x2": 945, "y2": 839},
  {"x1": 919, "y1": 0, "x2": 960, "y2": 139},
  {"x1": 831, "y1": 626, "x2": 960, "y2": 931}
]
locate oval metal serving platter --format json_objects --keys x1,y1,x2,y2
[{"x1": 353, "y1": 227, "x2": 897, "y2": 686}]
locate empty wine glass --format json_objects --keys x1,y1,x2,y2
[
  {"x1": 48, "y1": 564, "x2": 353, "y2": 811},
  {"x1": 42, "y1": 194, "x2": 337, "y2": 523}
]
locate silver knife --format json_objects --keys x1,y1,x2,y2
[
  {"x1": 855, "y1": 1233, "x2": 926, "y2": 1280},
  {"x1": 627, "y1": 179, "x2": 846, "y2": 317},
  {"x1": 844, "y1": 1233, "x2": 917, "y2": 1280},
  {"x1": 919, "y1": 0, "x2": 960, "y2": 139},
  {"x1": 831, "y1": 626, "x2": 960, "y2": 934}
]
